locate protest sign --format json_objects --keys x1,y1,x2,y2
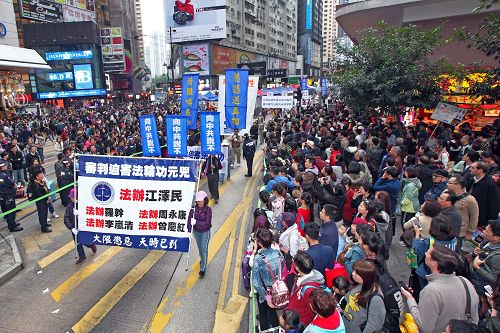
[
  {"x1": 262, "y1": 96, "x2": 294, "y2": 109},
  {"x1": 430, "y1": 102, "x2": 467, "y2": 125}
]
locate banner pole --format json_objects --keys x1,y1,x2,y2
[
  {"x1": 186, "y1": 157, "x2": 204, "y2": 271},
  {"x1": 73, "y1": 154, "x2": 79, "y2": 259},
  {"x1": 427, "y1": 120, "x2": 441, "y2": 145}
]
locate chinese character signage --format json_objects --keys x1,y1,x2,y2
[
  {"x1": 139, "y1": 115, "x2": 161, "y2": 157},
  {"x1": 225, "y1": 69, "x2": 249, "y2": 130},
  {"x1": 200, "y1": 112, "x2": 220, "y2": 154},
  {"x1": 321, "y1": 77, "x2": 327, "y2": 97},
  {"x1": 181, "y1": 74, "x2": 199, "y2": 130},
  {"x1": 166, "y1": 115, "x2": 188, "y2": 157},
  {"x1": 262, "y1": 96, "x2": 294, "y2": 109},
  {"x1": 77, "y1": 155, "x2": 197, "y2": 252}
]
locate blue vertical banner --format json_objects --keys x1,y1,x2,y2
[
  {"x1": 139, "y1": 114, "x2": 161, "y2": 156},
  {"x1": 166, "y1": 115, "x2": 188, "y2": 157},
  {"x1": 321, "y1": 77, "x2": 327, "y2": 97},
  {"x1": 180, "y1": 73, "x2": 199, "y2": 130},
  {"x1": 300, "y1": 76, "x2": 308, "y2": 90},
  {"x1": 200, "y1": 112, "x2": 221, "y2": 154},
  {"x1": 225, "y1": 68, "x2": 249, "y2": 130}
]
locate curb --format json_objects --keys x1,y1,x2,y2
[{"x1": 0, "y1": 235, "x2": 24, "y2": 286}]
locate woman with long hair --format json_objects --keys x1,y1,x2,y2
[{"x1": 342, "y1": 260, "x2": 386, "y2": 333}]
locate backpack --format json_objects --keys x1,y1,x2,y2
[
  {"x1": 377, "y1": 267, "x2": 405, "y2": 333},
  {"x1": 300, "y1": 283, "x2": 332, "y2": 298},
  {"x1": 260, "y1": 254, "x2": 290, "y2": 309},
  {"x1": 241, "y1": 255, "x2": 251, "y2": 291}
]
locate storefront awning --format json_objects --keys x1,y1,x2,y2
[{"x1": 0, "y1": 45, "x2": 51, "y2": 73}]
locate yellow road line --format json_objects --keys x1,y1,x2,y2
[
  {"x1": 38, "y1": 241, "x2": 75, "y2": 268},
  {"x1": 150, "y1": 158, "x2": 263, "y2": 332},
  {"x1": 51, "y1": 247, "x2": 124, "y2": 302},
  {"x1": 232, "y1": 195, "x2": 251, "y2": 297},
  {"x1": 72, "y1": 250, "x2": 164, "y2": 333},
  {"x1": 216, "y1": 228, "x2": 237, "y2": 310}
]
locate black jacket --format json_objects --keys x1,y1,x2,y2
[
  {"x1": 0, "y1": 170, "x2": 17, "y2": 197},
  {"x1": 8, "y1": 150, "x2": 24, "y2": 170},
  {"x1": 417, "y1": 164, "x2": 433, "y2": 204},
  {"x1": 470, "y1": 176, "x2": 500, "y2": 227},
  {"x1": 202, "y1": 155, "x2": 222, "y2": 176},
  {"x1": 28, "y1": 180, "x2": 49, "y2": 200},
  {"x1": 242, "y1": 138, "x2": 256, "y2": 157}
]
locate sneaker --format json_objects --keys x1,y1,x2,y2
[
  {"x1": 398, "y1": 241, "x2": 407, "y2": 247},
  {"x1": 237, "y1": 163, "x2": 240, "y2": 167},
  {"x1": 47, "y1": 218, "x2": 51, "y2": 222},
  {"x1": 52, "y1": 213, "x2": 60, "y2": 218}
]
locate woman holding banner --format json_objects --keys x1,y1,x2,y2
[{"x1": 188, "y1": 191, "x2": 213, "y2": 277}]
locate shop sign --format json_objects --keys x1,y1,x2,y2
[
  {"x1": 21, "y1": 0, "x2": 64, "y2": 23},
  {"x1": 0, "y1": 22, "x2": 6, "y2": 37},
  {"x1": 443, "y1": 95, "x2": 483, "y2": 104},
  {"x1": 237, "y1": 61, "x2": 266, "y2": 76},
  {"x1": 267, "y1": 68, "x2": 287, "y2": 78}
]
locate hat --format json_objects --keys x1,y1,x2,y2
[
  {"x1": 195, "y1": 191, "x2": 208, "y2": 201},
  {"x1": 69, "y1": 188, "x2": 77, "y2": 199},
  {"x1": 433, "y1": 169, "x2": 449, "y2": 178},
  {"x1": 306, "y1": 140, "x2": 315, "y2": 147}
]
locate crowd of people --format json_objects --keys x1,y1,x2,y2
[{"x1": 246, "y1": 104, "x2": 500, "y2": 333}]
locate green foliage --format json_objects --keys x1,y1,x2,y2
[{"x1": 332, "y1": 22, "x2": 447, "y2": 116}]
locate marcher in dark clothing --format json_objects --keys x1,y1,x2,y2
[
  {"x1": 64, "y1": 188, "x2": 96, "y2": 264},
  {"x1": 470, "y1": 162, "x2": 500, "y2": 228},
  {"x1": 319, "y1": 204, "x2": 339, "y2": 258},
  {"x1": 56, "y1": 159, "x2": 74, "y2": 207},
  {"x1": 202, "y1": 154, "x2": 222, "y2": 203},
  {"x1": 242, "y1": 133, "x2": 256, "y2": 177},
  {"x1": 416, "y1": 156, "x2": 433, "y2": 204},
  {"x1": 28, "y1": 169, "x2": 51, "y2": 233}
]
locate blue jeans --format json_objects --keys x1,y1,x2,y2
[{"x1": 193, "y1": 230, "x2": 210, "y2": 272}]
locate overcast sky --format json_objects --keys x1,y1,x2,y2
[{"x1": 140, "y1": 0, "x2": 165, "y2": 46}]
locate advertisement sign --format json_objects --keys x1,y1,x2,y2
[
  {"x1": 237, "y1": 61, "x2": 266, "y2": 77},
  {"x1": 77, "y1": 155, "x2": 197, "y2": 252},
  {"x1": 165, "y1": 0, "x2": 226, "y2": 43},
  {"x1": 182, "y1": 43, "x2": 210, "y2": 76},
  {"x1": 45, "y1": 50, "x2": 93, "y2": 61},
  {"x1": 48, "y1": 72, "x2": 74, "y2": 81},
  {"x1": 218, "y1": 75, "x2": 259, "y2": 135},
  {"x1": 54, "y1": 0, "x2": 95, "y2": 11},
  {"x1": 430, "y1": 102, "x2": 468, "y2": 125},
  {"x1": 305, "y1": 0, "x2": 312, "y2": 30},
  {"x1": 21, "y1": 0, "x2": 64, "y2": 23},
  {"x1": 38, "y1": 89, "x2": 106, "y2": 99},
  {"x1": 62, "y1": 4, "x2": 96, "y2": 22},
  {"x1": 73, "y1": 64, "x2": 94, "y2": 90},
  {"x1": 211, "y1": 45, "x2": 255, "y2": 75},
  {"x1": 100, "y1": 27, "x2": 125, "y2": 73},
  {"x1": 262, "y1": 96, "x2": 294, "y2": 109},
  {"x1": 267, "y1": 69, "x2": 287, "y2": 78}
]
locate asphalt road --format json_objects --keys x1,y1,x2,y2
[{"x1": 0, "y1": 143, "x2": 263, "y2": 333}]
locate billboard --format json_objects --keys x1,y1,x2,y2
[
  {"x1": 54, "y1": 0, "x2": 95, "y2": 11},
  {"x1": 100, "y1": 27, "x2": 125, "y2": 73},
  {"x1": 20, "y1": 0, "x2": 64, "y2": 23},
  {"x1": 62, "y1": 4, "x2": 96, "y2": 23},
  {"x1": 165, "y1": 0, "x2": 226, "y2": 43},
  {"x1": 211, "y1": 45, "x2": 254, "y2": 75},
  {"x1": 182, "y1": 43, "x2": 210, "y2": 76},
  {"x1": 45, "y1": 50, "x2": 93, "y2": 61},
  {"x1": 305, "y1": 0, "x2": 312, "y2": 30},
  {"x1": 73, "y1": 64, "x2": 94, "y2": 90}
]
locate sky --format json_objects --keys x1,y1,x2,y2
[{"x1": 140, "y1": 0, "x2": 166, "y2": 46}]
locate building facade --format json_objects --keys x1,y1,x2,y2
[
  {"x1": 0, "y1": 0, "x2": 19, "y2": 47},
  {"x1": 144, "y1": 31, "x2": 169, "y2": 78},
  {"x1": 322, "y1": 0, "x2": 338, "y2": 72},
  {"x1": 297, "y1": 0, "x2": 323, "y2": 78}
]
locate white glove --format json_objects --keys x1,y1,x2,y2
[
  {"x1": 73, "y1": 209, "x2": 79, "y2": 216},
  {"x1": 71, "y1": 228, "x2": 78, "y2": 235},
  {"x1": 191, "y1": 218, "x2": 196, "y2": 226}
]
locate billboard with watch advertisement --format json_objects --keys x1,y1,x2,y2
[
  {"x1": 182, "y1": 43, "x2": 210, "y2": 76},
  {"x1": 165, "y1": 0, "x2": 226, "y2": 43}
]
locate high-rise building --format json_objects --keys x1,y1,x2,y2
[
  {"x1": 134, "y1": 0, "x2": 145, "y2": 62},
  {"x1": 322, "y1": 0, "x2": 338, "y2": 71},
  {"x1": 144, "y1": 31, "x2": 169, "y2": 78},
  {"x1": 297, "y1": 0, "x2": 323, "y2": 78}
]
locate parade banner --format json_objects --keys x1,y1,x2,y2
[
  {"x1": 187, "y1": 146, "x2": 229, "y2": 177},
  {"x1": 139, "y1": 114, "x2": 161, "y2": 157},
  {"x1": 180, "y1": 74, "x2": 199, "y2": 129},
  {"x1": 225, "y1": 69, "x2": 249, "y2": 130},
  {"x1": 321, "y1": 78, "x2": 327, "y2": 97},
  {"x1": 218, "y1": 75, "x2": 259, "y2": 136},
  {"x1": 166, "y1": 115, "x2": 188, "y2": 157},
  {"x1": 77, "y1": 155, "x2": 198, "y2": 252},
  {"x1": 430, "y1": 102, "x2": 467, "y2": 125},
  {"x1": 200, "y1": 112, "x2": 221, "y2": 154},
  {"x1": 300, "y1": 76, "x2": 308, "y2": 91},
  {"x1": 262, "y1": 96, "x2": 294, "y2": 109}
]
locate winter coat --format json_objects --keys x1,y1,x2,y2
[
  {"x1": 288, "y1": 270, "x2": 326, "y2": 326},
  {"x1": 187, "y1": 205, "x2": 212, "y2": 233},
  {"x1": 400, "y1": 177, "x2": 422, "y2": 213},
  {"x1": 470, "y1": 176, "x2": 500, "y2": 228},
  {"x1": 344, "y1": 244, "x2": 365, "y2": 276},
  {"x1": 64, "y1": 201, "x2": 75, "y2": 230},
  {"x1": 373, "y1": 178, "x2": 401, "y2": 215},
  {"x1": 474, "y1": 241, "x2": 500, "y2": 285},
  {"x1": 423, "y1": 181, "x2": 447, "y2": 201},
  {"x1": 304, "y1": 311, "x2": 346, "y2": 333},
  {"x1": 279, "y1": 223, "x2": 301, "y2": 257},
  {"x1": 416, "y1": 164, "x2": 434, "y2": 203}
]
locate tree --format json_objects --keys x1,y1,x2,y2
[{"x1": 332, "y1": 22, "x2": 448, "y2": 117}]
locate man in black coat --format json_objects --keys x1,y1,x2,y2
[
  {"x1": 416, "y1": 155, "x2": 433, "y2": 204},
  {"x1": 470, "y1": 162, "x2": 500, "y2": 228},
  {"x1": 202, "y1": 154, "x2": 222, "y2": 203},
  {"x1": 0, "y1": 161, "x2": 22, "y2": 232},
  {"x1": 242, "y1": 133, "x2": 256, "y2": 177}
]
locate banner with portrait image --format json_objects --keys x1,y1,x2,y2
[{"x1": 77, "y1": 155, "x2": 198, "y2": 252}]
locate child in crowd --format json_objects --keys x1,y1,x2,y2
[
  {"x1": 332, "y1": 276, "x2": 349, "y2": 312},
  {"x1": 279, "y1": 309, "x2": 300, "y2": 333}
]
